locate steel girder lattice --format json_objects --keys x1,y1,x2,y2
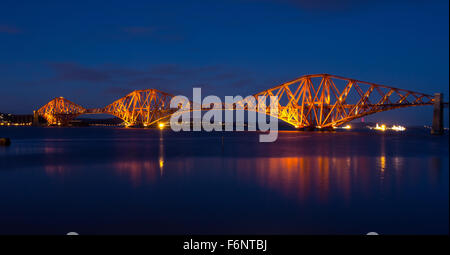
[
  {"x1": 36, "y1": 74, "x2": 434, "y2": 128},
  {"x1": 36, "y1": 97, "x2": 86, "y2": 125},
  {"x1": 239, "y1": 74, "x2": 434, "y2": 128},
  {"x1": 102, "y1": 89, "x2": 174, "y2": 126}
]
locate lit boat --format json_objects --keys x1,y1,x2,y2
[
  {"x1": 391, "y1": 125, "x2": 406, "y2": 131},
  {"x1": 368, "y1": 123, "x2": 406, "y2": 132},
  {"x1": 373, "y1": 123, "x2": 386, "y2": 131}
]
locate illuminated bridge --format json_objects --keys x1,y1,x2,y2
[{"x1": 35, "y1": 74, "x2": 442, "y2": 130}]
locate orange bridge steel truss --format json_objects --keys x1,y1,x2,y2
[
  {"x1": 36, "y1": 97, "x2": 86, "y2": 125},
  {"x1": 36, "y1": 74, "x2": 435, "y2": 128}
]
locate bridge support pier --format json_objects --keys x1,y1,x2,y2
[
  {"x1": 297, "y1": 126, "x2": 316, "y2": 131},
  {"x1": 32, "y1": 110, "x2": 40, "y2": 127},
  {"x1": 431, "y1": 93, "x2": 444, "y2": 135}
]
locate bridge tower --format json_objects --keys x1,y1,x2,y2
[{"x1": 431, "y1": 93, "x2": 444, "y2": 135}]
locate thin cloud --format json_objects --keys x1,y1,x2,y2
[
  {"x1": 104, "y1": 87, "x2": 133, "y2": 97},
  {"x1": 49, "y1": 62, "x2": 111, "y2": 83},
  {"x1": 0, "y1": 25, "x2": 21, "y2": 34},
  {"x1": 120, "y1": 25, "x2": 186, "y2": 42},
  {"x1": 40, "y1": 62, "x2": 270, "y2": 98},
  {"x1": 283, "y1": 0, "x2": 367, "y2": 10},
  {"x1": 121, "y1": 26, "x2": 156, "y2": 35},
  {"x1": 253, "y1": 0, "x2": 428, "y2": 13}
]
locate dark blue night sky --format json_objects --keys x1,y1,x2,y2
[{"x1": 0, "y1": 0, "x2": 448, "y2": 125}]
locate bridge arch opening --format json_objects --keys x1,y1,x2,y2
[
  {"x1": 153, "y1": 108, "x2": 298, "y2": 131},
  {"x1": 72, "y1": 113, "x2": 125, "y2": 126}
]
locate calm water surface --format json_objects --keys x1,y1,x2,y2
[{"x1": 0, "y1": 127, "x2": 448, "y2": 234}]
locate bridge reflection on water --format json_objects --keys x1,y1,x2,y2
[
  {"x1": 0, "y1": 127, "x2": 448, "y2": 234},
  {"x1": 38, "y1": 130, "x2": 446, "y2": 204}
]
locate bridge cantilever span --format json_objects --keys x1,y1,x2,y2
[
  {"x1": 35, "y1": 74, "x2": 437, "y2": 128},
  {"x1": 36, "y1": 96, "x2": 87, "y2": 125},
  {"x1": 35, "y1": 89, "x2": 174, "y2": 126},
  {"x1": 243, "y1": 73, "x2": 435, "y2": 128},
  {"x1": 101, "y1": 89, "x2": 175, "y2": 126}
]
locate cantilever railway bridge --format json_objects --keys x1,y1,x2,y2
[{"x1": 35, "y1": 74, "x2": 438, "y2": 129}]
